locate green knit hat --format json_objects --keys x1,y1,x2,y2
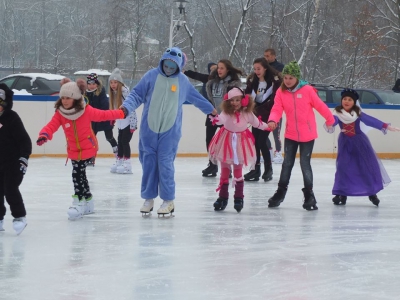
[{"x1": 282, "y1": 61, "x2": 301, "y2": 80}]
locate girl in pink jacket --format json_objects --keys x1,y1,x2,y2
[
  {"x1": 208, "y1": 87, "x2": 270, "y2": 213},
  {"x1": 267, "y1": 61, "x2": 334, "y2": 211},
  {"x1": 36, "y1": 79, "x2": 124, "y2": 220}
]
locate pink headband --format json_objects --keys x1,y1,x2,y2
[
  {"x1": 224, "y1": 88, "x2": 243, "y2": 100},
  {"x1": 223, "y1": 87, "x2": 249, "y2": 107}
]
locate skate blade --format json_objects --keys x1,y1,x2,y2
[
  {"x1": 157, "y1": 213, "x2": 174, "y2": 219},
  {"x1": 68, "y1": 215, "x2": 83, "y2": 221},
  {"x1": 141, "y1": 212, "x2": 152, "y2": 218},
  {"x1": 83, "y1": 211, "x2": 95, "y2": 215},
  {"x1": 303, "y1": 206, "x2": 318, "y2": 211}
]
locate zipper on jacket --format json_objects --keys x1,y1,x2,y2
[
  {"x1": 292, "y1": 92, "x2": 300, "y2": 141},
  {"x1": 73, "y1": 120, "x2": 82, "y2": 160}
]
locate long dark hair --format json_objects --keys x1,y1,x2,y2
[
  {"x1": 208, "y1": 59, "x2": 242, "y2": 81},
  {"x1": 246, "y1": 57, "x2": 281, "y2": 94}
]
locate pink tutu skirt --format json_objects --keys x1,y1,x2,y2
[{"x1": 208, "y1": 127, "x2": 257, "y2": 169}]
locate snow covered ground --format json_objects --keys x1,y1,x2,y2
[{"x1": 1, "y1": 157, "x2": 400, "y2": 300}]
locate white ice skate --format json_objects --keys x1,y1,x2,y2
[
  {"x1": 110, "y1": 158, "x2": 123, "y2": 173},
  {"x1": 157, "y1": 200, "x2": 175, "y2": 218},
  {"x1": 13, "y1": 217, "x2": 27, "y2": 235},
  {"x1": 84, "y1": 196, "x2": 95, "y2": 215},
  {"x1": 0, "y1": 220, "x2": 4, "y2": 231},
  {"x1": 68, "y1": 196, "x2": 86, "y2": 220},
  {"x1": 116, "y1": 159, "x2": 133, "y2": 174},
  {"x1": 273, "y1": 151, "x2": 283, "y2": 164},
  {"x1": 140, "y1": 199, "x2": 154, "y2": 216}
]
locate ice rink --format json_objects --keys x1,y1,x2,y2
[{"x1": 1, "y1": 157, "x2": 400, "y2": 300}]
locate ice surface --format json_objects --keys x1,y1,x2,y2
[{"x1": 1, "y1": 157, "x2": 400, "y2": 300}]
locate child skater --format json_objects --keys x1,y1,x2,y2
[
  {"x1": 267, "y1": 61, "x2": 335, "y2": 211},
  {"x1": 326, "y1": 88, "x2": 400, "y2": 206},
  {"x1": 244, "y1": 57, "x2": 281, "y2": 182},
  {"x1": 36, "y1": 79, "x2": 124, "y2": 220},
  {"x1": 208, "y1": 87, "x2": 270, "y2": 213},
  {"x1": 108, "y1": 68, "x2": 138, "y2": 174},
  {"x1": 86, "y1": 73, "x2": 118, "y2": 165},
  {"x1": 0, "y1": 84, "x2": 32, "y2": 235}
]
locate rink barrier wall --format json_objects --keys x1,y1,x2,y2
[{"x1": 12, "y1": 95, "x2": 400, "y2": 159}]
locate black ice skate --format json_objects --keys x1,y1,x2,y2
[
  {"x1": 233, "y1": 180, "x2": 244, "y2": 212},
  {"x1": 262, "y1": 164, "x2": 273, "y2": 182},
  {"x1": 244, "y1": 164, "x2": 261, "y2": 181},
  {"x1": 234, "y1": 198, "x2": 243, "y2": 212},
  {"x1": 214, "y1": 197, "x2": 228, "y2": 211},
  {"x1": 302, "y1": 188, "x2": 318, "y2": 211},
  {"x1": 202, "y1": 161, "x2": 218, "y2": 177},
  {"x1": 369, "y1": 195, "x2": 380, "y2": 207},
  {"x1": 214, "y1": 181, "x2": 229, "y2": 211},
  {"x1": 332, "y1": 195, "x2": 347, "y2": 205},
  {"x1": 268, "y1": 186, "x2": 287, "y2": 208}
]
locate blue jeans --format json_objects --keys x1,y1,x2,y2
[{"x1": 278, "y1": 138, "x2": 315, "y2": 189}]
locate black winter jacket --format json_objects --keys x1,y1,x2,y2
[
  {"x1": 86, "y1": 87, "x2": 113, "y2": 132},
  {"x1": 0, "y1": 109, "x2": 32, "y2": 169}
]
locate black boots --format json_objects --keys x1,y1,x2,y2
[
  {"x1": 202, "y1": 161, "x2": 218, "y2": 177},
  {"x1": 244, "y1": 164, "x2": 261, "y2": 181},
  {"x1": 268, "y1": 186, "x2": 287, "y2": 207},
  {"x1": 262, "y1": 164, "x2": 273, "y2": 182},
  {"x1": 302, "y1": 188, "x2": 318, "y2": 211},
  {"x1": 332, "y1": 195, "x2": 347, "y2": 205},
  {"x1": 369, "y1": 195, "x2": 380, "y2": 207}
]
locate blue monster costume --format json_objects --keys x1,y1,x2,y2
[{"x1": 122, "y1": 47, "x2": 215, "y2": 201}]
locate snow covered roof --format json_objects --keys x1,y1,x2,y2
[
  {"x1": 74, "y1": 69, "x2": 111, "y2": 76},
  {"x1": 3, "y1": 73, "x2": 65, "y2": 81}
]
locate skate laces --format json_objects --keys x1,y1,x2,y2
[{"x1": 160, "y1": 201, "x2": 172, "y2": 208}]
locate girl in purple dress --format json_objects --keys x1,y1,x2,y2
[{"x1": 326, "y1": 88, "x2": 400, "y2": 206}]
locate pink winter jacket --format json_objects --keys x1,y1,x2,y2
[
  {"x1": 39, "y1": 105, "x2": 124, "y2": 160},
  {"x1": 268, "y1": 83, "x2": 334, "y2": 142}
]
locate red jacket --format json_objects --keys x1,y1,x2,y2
[
  {"x1": 40, "y1": 105, "x2": 123, "y2": 160},
  {"x1": 269, "y1": 83, "x2": 334, "y2": 142}
]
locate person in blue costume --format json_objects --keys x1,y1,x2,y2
[
  {"x1": 325, "y1": 88, "x2": 400, "y2": 207},
  {"x1": 121, "y1": 47, "x2": 217, "y2": 217}
]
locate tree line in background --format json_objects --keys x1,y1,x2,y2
[{"x1": 0, "y1": 0, "x2": 399, "y2": 89}]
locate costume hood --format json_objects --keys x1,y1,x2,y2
[{"x1": 158, "y1": 47, "x2": 186, "y2": 77}]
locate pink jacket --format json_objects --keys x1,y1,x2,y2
[
  {"x1": 40, "y1": 105, "x2": 123, "y2": 160},
  {"x1": 269, "y1": 84, "x2": 334, "y2": 142}
]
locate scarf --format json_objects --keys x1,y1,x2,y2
[
  {"x1": 334, "y1": 109, "x2": 358, "y2": 124},
  {"x1": 58, "y1": 100, "x2": 86, "y2": 121}
]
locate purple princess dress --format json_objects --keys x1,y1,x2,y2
[{"x1": 332, "y1": 112, "x2": 391, "y2": 196}]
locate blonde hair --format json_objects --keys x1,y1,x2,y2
[{"x1": 109, "y1": 81, "x2": 124, "y2": 109}]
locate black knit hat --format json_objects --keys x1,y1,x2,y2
[
  {"x1": 0, "y1": 83, "x2": 14, "y2": 110},
  {"x1": 341, "y1": 88, "x2": 359, "y2": 101},
  {"x1": 87, "y1": 73, "x2": 100, "y2": 85}
]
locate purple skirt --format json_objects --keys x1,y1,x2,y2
[{"x1": 332, "y1": 132, "x2": 390, "y2": 196}]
